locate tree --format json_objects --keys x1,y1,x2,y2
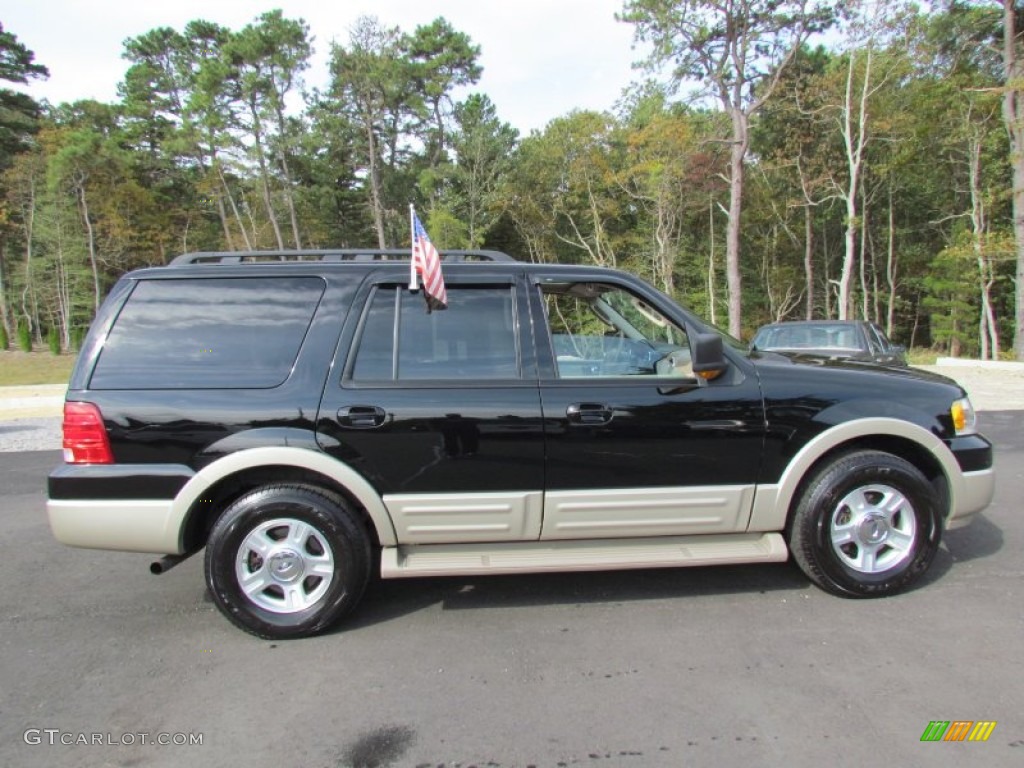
[
  {"x1": 223, "y1": 11, "x2": 313, "y2": 250},
  {"x1": 1000, "y1": 0, "x2": 1024, "y2": 358},
  {"x1": 618, "y1": 91, "x2": 725, "y2": 299},
  {"x1": 445, "y1": 94, "x2": 518, "y2": 247},
  {"x1": 753, "y1": 45, "x2": 836, "y2": 320},
  {"x1": 0, "y1": 23, "x2": 48, "y2": 345},
  {"x1": 0, "y1": 23, "x2": 49, "y2": 170},
  {"x1": 120, "y1": 21, "x2": 244, "y2": 252},
  {"x1": 804, "y1": 2, "x2": 923, "y2": 323},
  {"x1": 620, "y1": 0, "x2": 836, "y2": 336},
  {"x1": 406, "y1": 18, "x2": 482, "y2": 168},
  {"x1": 507, "y1": 111, "x2": 628, "y2": 267},
  {"x1": 327, "y1": 17, "x2": 422, "y2": 247},
  {"x1": 911, "y1": 5, "x2": 1010, "y2": 356}
]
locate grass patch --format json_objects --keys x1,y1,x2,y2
[
  {"x1": 905, "y1": 347, "x2": 939, "y2": 366},
  {"x1": 0, "y1": 350, "x2": 76, "y2": 386}
]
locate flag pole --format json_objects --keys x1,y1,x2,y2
[{"x1": 409, "y1": 203, "x2": 418, "y2": 291}]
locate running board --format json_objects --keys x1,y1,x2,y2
[{"x1": 380, "y1": 533, "x2": 788, "y2": 578}]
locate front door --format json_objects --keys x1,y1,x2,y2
[{"x1": 532, "y1": 277, "x2": 765, "y2": 540}]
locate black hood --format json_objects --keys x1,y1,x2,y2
[{"x1": 746, "y1": 351, "x2": 968, "y2": 423}]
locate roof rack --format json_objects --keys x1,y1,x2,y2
[{"x1": 169, "y1": 249, "x2": 518, "y2": 266}]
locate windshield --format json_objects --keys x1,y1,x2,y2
[{"x1": 753, "y1": 323, "x2": 860, "y2": 352}]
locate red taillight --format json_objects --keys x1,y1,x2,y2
[{"x1": 62, "y1": 402, "x2": 113, "y2": 464}]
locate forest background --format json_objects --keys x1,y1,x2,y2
[{"x1": 2, "y1": 0, "x2": 1023, "y2": 360}]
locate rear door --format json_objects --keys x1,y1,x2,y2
[{"x1": 316, "y1": 271, "x2": 546, "y2": 544}]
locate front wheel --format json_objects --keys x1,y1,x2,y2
[
  {"x1": 787, "y1": 451, "x2": 942, "y2": 597},
  {"x1": 205, "y1": 484, "x2": 371, "y2": 639}
]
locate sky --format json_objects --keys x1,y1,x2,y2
[{"x1": 3, "y1": 0, "x2": 645, "y2": 135}]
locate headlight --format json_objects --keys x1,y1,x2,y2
[{"x1": 951, "y1": 397, "x2": 977, "y2": 436}]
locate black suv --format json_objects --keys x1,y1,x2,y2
[{"x1": 47, "y1": 250, "x2": 995, "y2": 638}]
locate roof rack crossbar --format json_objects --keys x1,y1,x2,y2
[{"x1": 169, "y1": 249, "x2": 517, "y2": 266}]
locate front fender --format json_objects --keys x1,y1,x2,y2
[{"x1": 747, "y1": 417, "x2": 966, "y2": 532}]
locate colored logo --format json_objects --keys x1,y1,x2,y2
[{"x1": 920, "y1": 721, "x2": 996, "y2": 742}]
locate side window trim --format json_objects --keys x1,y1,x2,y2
[{"x1": 389, "y1": 287, "x2": 401, "y2": 380}]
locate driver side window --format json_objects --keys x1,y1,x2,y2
[{"x1": 541, "y1": 283, "x2": 691, "y2": 378}]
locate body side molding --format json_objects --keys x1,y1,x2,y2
[
  {"x1": 384, "y1": 491, "x2": 543, "y2": 543},
  {"x1": 542, "y1": 485, "x2": 755, "y2": 539}
]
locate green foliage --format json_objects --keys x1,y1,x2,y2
[
  {"x1": 905, "y1": 348, "x2": 939, "y2": 366},
  {"x1": 0, "y1": 22, "x2": 49, "y2": 170},
  {"x1": 0, "y1": 324, "x2": 7, "y2": 350},
  {"x1": 446, "y1": 94, "x2": 518, "y2": 248},
  {"x1": 16, "y1": 321, "x2": 30, "y2": 352},
  {"x1": 46, "y1": 326, "x2": 60, "y2": 355},
  {"x1": 923, "y1": 241, "x2": 977, "y2": 355},
  {"x1": 426, "y1": 206, "x2": 469, "y2": 250}
]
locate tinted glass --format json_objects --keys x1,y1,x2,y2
[
  {"x1": 865, "y1": 325, "x2": 884, "y2": 354},
  {"x1": 91, "y1": 277, "x2": 325, "y2": 389},
  {"x1": 869, "y1": 324, "x2": 891, "y2": 352},
  {"x1": 756, "y1": 323, "x2": 860, "y2": 351},
  {"x1": 350, "y1": 286, "x2": 519, "y2": 381},
  {"x1": 351, "y1": 288, "x2": 397, "y2": 380}
]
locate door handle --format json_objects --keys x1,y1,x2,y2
[
  {"x1": 337, "y1": 405, "x2": 388, "y2": 429},
  {"x1": 566, "y1": 403, "x2": 613, "y2": 425}
]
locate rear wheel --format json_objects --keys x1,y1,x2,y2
[
  {"x1": 788, "y1": 451, "x2": 942, "y2": 597},
  {"x1": 205, "y1": 484, "x2": 371, "y2": 639}
]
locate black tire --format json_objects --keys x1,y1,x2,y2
[
  {"x1": 787, "y1": 451, "x2": 942, "y2": 597},
  {"x1": 204, "y1": 484, "x2": 371, "y2": 639}
]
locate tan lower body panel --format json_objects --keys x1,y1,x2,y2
[
  {"x1": 946, "y1": 468, "x2": 995, "y2": 529},
  {"x1": 384, "y1": 491, "x2": 543, "y2": 544},
  {"x1": 47, "y1": 498, "x2": 181, "y2": 554},
  {"x1": 379, "y1": 532, "x2": 788, "y2": 578},
  {"x1": 541, "y1": 485, "x2": 755, "y2": 539}
]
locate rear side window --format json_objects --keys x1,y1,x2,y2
[
  {"x1": 90, "y1": 277, "x2": 325, "y2": 389},
  {"x1": 350, "y1": 285, "x2": 519, "y2": 381}
]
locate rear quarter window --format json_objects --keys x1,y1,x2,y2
[{"x1": 89, "y1": 276, "x2": 325, "y2": 389}]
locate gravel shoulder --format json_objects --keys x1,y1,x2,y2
[
  {"x1": 915, "y1": 362, "x2": 1024, "y2": 411},
  {"x1": 0, "y1": 384, "x2": 65, "y2": 453},
  {"x1": 1, "y1": 363, "x2": 1021, "y2": 453}
]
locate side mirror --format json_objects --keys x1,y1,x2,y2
[{"x1": 691, "y1": 332, "x2": 728, "y2": 380}]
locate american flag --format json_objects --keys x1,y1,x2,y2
[{"x1": 409, "y1": 206, "x2": 448, "y2": 311}]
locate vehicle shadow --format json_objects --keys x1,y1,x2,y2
[
  {"x1": 340, "y1": 562, "x2": 812, "y2": 633},
  {"x1": 341, "y1": 511, "x2": 1006, "y2": 633},
  {"x1": 943, "y1": 513, "x2": 1004, "y2": 564},
  {"x1": 894, "y1": 513, "x2": 1003, "y2": 592}
]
